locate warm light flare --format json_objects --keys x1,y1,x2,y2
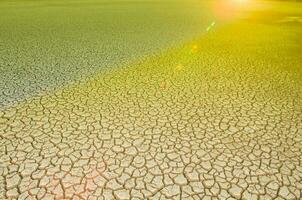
[
  {"x1": 212, "y1": 0, "x2": 249, "y2": 21},
  {"x1": 232, "y1": 0, "x2": 249, "y2": 5}
]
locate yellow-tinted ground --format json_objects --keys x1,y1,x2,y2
[{"x1": 1, "y1": 0, "x2": 302, "y2": 199}]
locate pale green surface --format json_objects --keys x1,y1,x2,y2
[{"x1": 0, "y1": 0, "x2": 213, "y2": 108}]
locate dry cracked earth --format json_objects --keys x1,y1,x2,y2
[{"x1": 1, "y1": 1, "x2": 302, "y2": 200}]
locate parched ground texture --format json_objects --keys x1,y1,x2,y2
[
  {"x1": 0, "y1": 0, "x2": 213, "y2": 108},
  {"x1": 1, "y1": 0, "x2": 302, "y2": 200}
]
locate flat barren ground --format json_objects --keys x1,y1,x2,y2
[
  {"x1": 0, "y1": 0, "x2": 213, "y2": 108},
  {"x1": 0, "y1": 0, "x2": 302, "y2": 199}
]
